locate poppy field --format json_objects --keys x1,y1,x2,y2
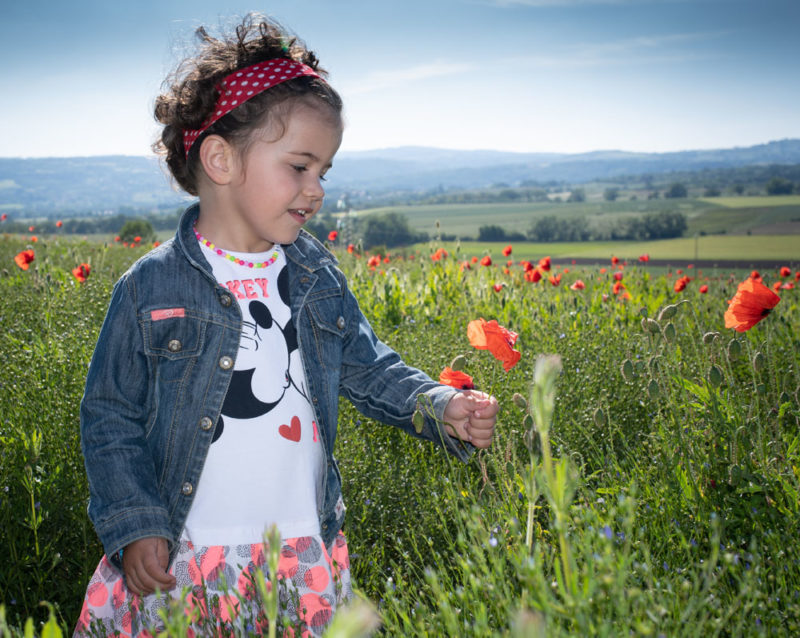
[{"x1": 1, "y1": 233, "x2": 799, "y2": 636}]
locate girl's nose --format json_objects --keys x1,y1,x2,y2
[{"x1": 304, "y1": 176, "x2": 325, "y2": 200}]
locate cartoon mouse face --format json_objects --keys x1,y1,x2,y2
[{"x1": 212, "y1": 267, "x2": 305, "y2": 442}]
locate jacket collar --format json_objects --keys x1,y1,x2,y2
[{"x1": 176, "y1": 202, "x2": 338, "y2": 276}]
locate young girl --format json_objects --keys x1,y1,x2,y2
[{"x1": 75, "y1": 14, "x2": 498, "y2": 637}]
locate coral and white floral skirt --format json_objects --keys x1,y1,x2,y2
[{"x1": 74, "y1": 532, "x2": 352, "y2": 637}]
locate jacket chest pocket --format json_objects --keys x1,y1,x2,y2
[
  {"x1": 143, "y1": 312, "x2": 207, "y2": 383},
  {"x1": 305, "y1": 298, "x2": 346, "y2": 369}
]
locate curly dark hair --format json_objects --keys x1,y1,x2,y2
[{"x1": 153, "y1": 14, "x2": 343, "y2": 195}]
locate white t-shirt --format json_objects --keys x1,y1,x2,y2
[{"x1": 183, "y1": 241, "x2": 324, "y2": 545}]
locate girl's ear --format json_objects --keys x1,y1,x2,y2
[{"x1": 199, "y1": 135, "x2": 236, "y2": 185}]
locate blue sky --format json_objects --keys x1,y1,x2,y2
[{"x1": 1, "y1": 0, "x2": 798, "y2": 157}]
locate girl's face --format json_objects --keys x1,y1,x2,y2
[{"x1": 208, "y1": 101, "x2": 342, "y2": 252}]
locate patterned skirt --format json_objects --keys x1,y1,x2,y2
[{"x1": 74, "y1": 532, "x2": 352, "y2": 637}]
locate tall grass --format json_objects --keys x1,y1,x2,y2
[{"x1": 1, "y1": 234, "x2": 799, "y2": 635}]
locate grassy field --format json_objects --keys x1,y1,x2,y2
[
  {"x1": 352, "y1": 196, "x2": 800, "y2": 239},
  {"x1": 424, "y1": 235, "x2": 800, "y2": 264},
  {"x1": 1, "y1": 234, "x2": 799, "y2": 635}
]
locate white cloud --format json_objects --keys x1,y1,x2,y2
[{"x1": 338, "y1": 61, "x2": 475, "y2": 96}]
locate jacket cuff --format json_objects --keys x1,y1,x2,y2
[{"x1": 95, "y1": 506, "x2": 174, "y2": 568}]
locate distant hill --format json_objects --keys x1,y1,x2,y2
[{"x1": 1, "y1": 139, "x2": 799, "y2": 215}]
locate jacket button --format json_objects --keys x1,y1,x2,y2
[
  {"x1": 167, "y1": 339, "x2": 182, "y2": 353},
  {"x1": 181, "y1": 482, "x2": 193, "y2": 496},
  {"x1": 219, "y1": 356, "x2": 234, "y2": 370},
  {"x1": 220, "y1": 294, "x2": 232, "y2": 307},
  {"x1": 199, "y1": 416, "x2": 213, "y2": 431},
  {"x1": 336, "y1": 316, "x2": 346, "y2": 330}
]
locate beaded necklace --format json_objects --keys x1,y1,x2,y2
[{"x1": 194, "y1": 226, "x2": 280, "y2": 269}]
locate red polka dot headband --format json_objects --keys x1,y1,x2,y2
[{"x1": 183, "y1": 58, "x2": 321, "y2": 157}]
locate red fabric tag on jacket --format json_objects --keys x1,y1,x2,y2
[{"x1": 151, "y1": 308, "x2": 185, "y2": 321}]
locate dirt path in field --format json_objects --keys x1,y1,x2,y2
[{"x1": 552, "y1": 257, "x2": 799, "y2": 270}]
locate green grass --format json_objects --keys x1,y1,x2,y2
[
  {"x1": 1, "y1": 235, "x2": 799, "y2": 635},
  {"x1": 701, "y1": 195, "x2": 800, "y2": 208}
]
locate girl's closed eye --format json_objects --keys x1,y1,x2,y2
[{"x1": 293, "y1": 165, "x2": 328, "y2": 182}]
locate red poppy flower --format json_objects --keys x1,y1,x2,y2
[
  {"x1": 549, "y1": 274, "x2": 561, "y2": 286},
  {"x1": 795, "y1": 271, "x2": 800, "y2": 281},
  {"x1": 570, "y1": 279, "x2": 586, "y2": 290},
  {"x1": 493, "y1": 283, "x2": 504, "y2": 292},
  {"x1": 347, "y1": 243, "x2": 355, "y2": 254},
  {"x1": 502, "y1": 245, "x2": 513, "y2": 257},
  {"x1": 383, "y1": 256, "x2": 390, "y2": 263},
  {"x1": 0, "y1": 213, "x2": 7, "y2": 221},
  {"x1": 56, "y1": 220, "x2": 63, "y2": 228},
  {"x1": 134, "y1": 236, "x2": 142, "y2": 243},
  {"x1": 772, "y1": 281, "x2": 782, "y2": 292},
  {"x1": 674, "y1": 275, "x2": 690, "y2": 292},
  {"x1": 328, "y1": 230, "x2": 338, "y2": 241},
  {"x1": 724, "y1": 277, "x2": 781, "y2": 332},
  {"x1": 639, "y1": 254, "x2": 650, "y2": 263},
  {"x1": 467, "y1": 318, "x2": 521, "y2": 371},
  {"x1": 780, "y1": 266, "x2": 791, "y2": 278},
  {"x1": 439, "y1": 367, "x2": 475, "y2": 390},
  {"x1": 28, "y1": 225, "x2": 35, "y2": 232},
  {"x1": 750, "y1": 270, "x2": 760, "y2": 280},
  {"x1": 480, "y1": 255, "x2": 492, "y2": 267},
  {"x1": 538, "y1": 256, "x2": 551, "y2": 271},
  {"x1": 611, "y1": 256, "x2": 619, "y2": 265},
  {"x1": 506, "y1": 260, "x2": 513, "y2": 267},
  {"x1": 521, "y1": 260, "x2": 534, "y2": 272},
  {"x1": 599, "y1": 267, "x2": 607, "y2": 274},
  {"x1": 367, "y1": 255, "x2": 381, "y2": 268},
  {"x1": 525, "y1": 268, "x2": 542, "y2": 283},
  {"x1": 677, "y1": 269, "x2": 683, "y2": 275},
  {"x1": 460, "y1": 260, "x2": 471, "y2": 271},
  {"x1": 613, "y1": 280, "x2": 625, "y2": 295},
  {"x1": 72, "y1": 263, "x2": 91, "y2": 283},
  {"x1": 14, "y1": 249, "x2": 35, "y2": 270},
  {"x1": 781, "y1": 282, "x2": 795, "y2": 290},
  {"x1": 153, "y1": 241, "x2": 161, "y2": 247},
  {"x1": 30, "y1": 236, "x2": 38, "y2": 242},
  {"x1": 114, "y1": 236, "x2": 121, "y2": 242},
  {"x1": 563, "y1": 267, "x2": 570, "y2": 273},
  {"x1": 471, "y1": 256, "x2": 479, "y2": 264},
  {"x1": 613, "y1": 272, "x2": 623, "y2": 281},
  {"x1": 699, "y1": 284, "x2": 709, "y2": 294}
]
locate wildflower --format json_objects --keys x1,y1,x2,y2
[
  {"x1": 0, "y1": 213, "x2": 6, "y2": 221},
  {"x1": 383, "y1": 256, "x2": 390, "y2": 263},
  {"x1": 114, "y1": 236, "x2": 121, "y2": 242},
  {"x1": 72, "y1": 263, "x2": 91, "y2": 283},
  {"x1": 795, "y1": 271, "x2": 800, "y2": 281},
  {"x1": 699, "y1": 284, "x2": 709, "y2": 294},
  {"x1": 328, "y1": 230, "x2": 338, "y2": 241},
  {"x1": 602, "y1": 293, "x2": 609, "y2": 302},
  {"x1": 30, "y1": 236, "x2": 38, "y2": 242},
  {"x1": 674, "y1": 275, "x2": 690, "y2": 292},
  {"x1": 779, "y1": 266, "x2": 790, "y2": 277},
  {"x1": 538, "y1": 256, "x2": 551, "y2": 271},
  {"x1": 639, "y1": 254, "x2": 650, "y2": 263},
  {"x1": 521, "y1": 260, "x2": 534, "y2": 272},
  {"x1": 563, "y1": 267, "x2": 570, "y2": 273},
  {"x1": 613, "y1": 280, "x2": 625, "y2": 295},
  {"x1": 14, "y1": 249, "x2": 35, "y2": 270},
  {"x1": 29, "y1": 225, "x2": 35, "y2": 232},
  {"x1": 493, "y1": 283, "x2": 504, "y2": 292},
  {"x1": 467, "y1": 318, "x2": 521, "y2": 371},
  {"x1": 549, "y1": 274, "x2": 561, "y2": 286},
  {"x1": 687, "y1": 263, "x2": 694, "y2": 269},
  {"x1": 367, "y1": 255, "x2": 381, "y2": 268},
  {"x1": 347, "y1": 243, "x2": 355, "y2": 254},
  {"x1": 724, "y1": 277, "x2": 781, "y2": 332},
  {"x1": 481, "y1": 255, "x2": 492, "y2": 267},
  {"x1": 502, "y1": 245, "x2": 513, "y2": 257},
  {"x1": 750, "y1": 270, "x2": 761, "y2": 281},
  {"x1": 471, "y1": 256, "x2": 479, "y2": 264},
  {"x1": 431, "y1": 248, "x2": 448, "y2": 261},
  {"x1": 599, "y1": 267, "x2": 607, "y2": 274},
  {"x1": 153, "y1": 241, "x2": 161, "y2": 247},
  {"x1": 459, "y1": 260, "x2": 471, "y2": 271},
  {"x1": 439, "y1": 367, "x2": 475, "y2": 390},
  {"x1": 611, "y1": 256, "x2": 619, "y2": 265},
  {"x1": 56, "y1": 220, "x2": 63, "y2": 228},
  {"x1": 506, "y1": 260, "x2": 513, "y2": 267},
  {"x1": 569, "y1": 279, "x2": 585, "y2": 290},
  {"x1": 613, "y1": 272, "x2": 623, "y2": 281},
  {"x1": 781, "y1": 281, "x2": 795, "y2": 290},
  {"x1": 771, "y1": 281, "x2": 781, "y2": 292},
  {"x1": 134, "y1": 236, "x2": 141, "y2": 243},
  {"x1": 525, "y1": 268, "x2": 542, "y2": 283}
]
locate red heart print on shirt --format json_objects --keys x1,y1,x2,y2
[{"x1": 279, "y1": 416, "x2": 301, "y2": 442}]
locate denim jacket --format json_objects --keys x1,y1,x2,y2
[{"x1": 80, "y1": 203, "x2": 472, "y2": 567}]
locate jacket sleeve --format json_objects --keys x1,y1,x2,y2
[
  {"x1": 80, "y1": 275, "x2": 172, "y2": 565},
  {"x1": 335, "y1": 271, "x2": 474, "y2": 462}
]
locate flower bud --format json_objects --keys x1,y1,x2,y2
[
  {"x1": 412, "y1": 409, "x2": 425, "y2": 434},
  {"x1": 702, "y1": 331, "x2": 720, "y2": 345},
  {"x1": 523, "y1": 414, "x2": 534, "y2": 431},
  {"x1": 727, "y1": 338, "x2": 741, "y2": 359},
  {"x1": 658, "y1": 304, "x2": 678, "y2": 321},
  {"x1": 728, "y1": 464, "x2": 742, "y2": 487},
  {"x1": 641, "y1": 317, "x2": 660, "y2": 334},
  {"x1": 621, "y1": 359, "x2": 635, "y2": 382},
  {"x1": 593, "y1": 407, "x2": 607, "y2": 427},
  {"x1": 753, "y1": 351, "x2": 765, "y2": 373},
  {"x1": 450, "y1": 354, "x2": 467, "y2": 372},
  {"x1": 708, "y1": 365, "x2": 723, "y2": 387},
  {"x1": 647, "y1": 378, "x2": 660, "y2": 399},
  {"x1": 512, "y1": 393, "x2": 528, "y2": 409},
  {"x1": 663, "y1": 322, "x2": 676, "y2": 343}
]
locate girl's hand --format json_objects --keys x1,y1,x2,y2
[
  {"x1": 122, "y1": 536, "x2": 176, "y2": 596},
  {"x1": 443, "y1": 390, "x2": 498, "y2": 449}
]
